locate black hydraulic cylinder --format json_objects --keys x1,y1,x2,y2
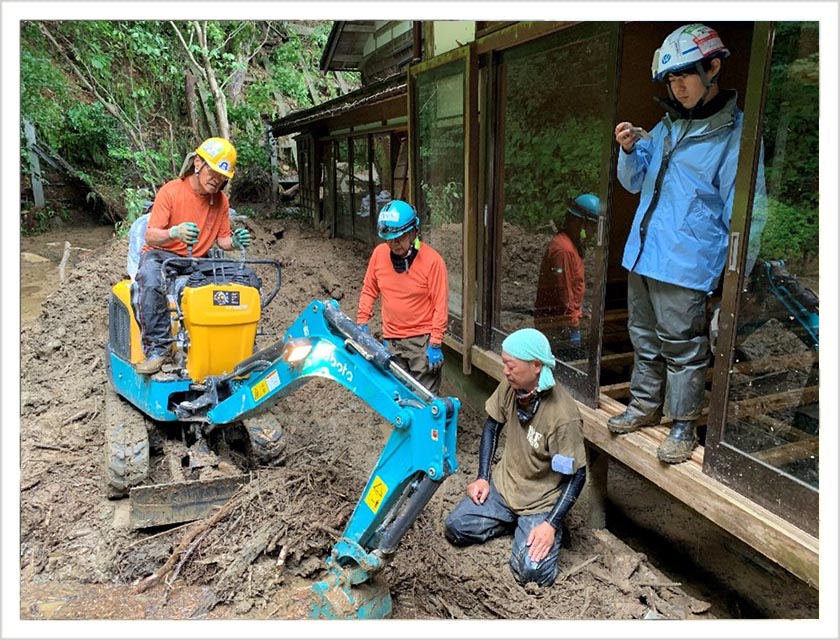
[
  {"x1": 322, "y1": 303, "x2": 394, "y2": 371},
  {"x1": 375, "y1": 475, "x2": 441, "y2": 555}
]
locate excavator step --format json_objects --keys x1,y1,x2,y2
[{"x1": 129, "y1": 474, "x2": 250, "y2": 529}]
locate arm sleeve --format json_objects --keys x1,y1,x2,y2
[
  {"x1": 617, "y1": 132, "x2": 655, "y2": 194},
  {"x1": 546, "y1": 466, "x2": 587, "y2": 529},
  {"x1": 356, "y1": 254, "x2": 380, "y2": 325},
  {"x1": 477, "y1": 417, "x2": 503, "y2": 481},
  {"x1": 428, "y1": 254, "x2": 450, "y2": 344}
]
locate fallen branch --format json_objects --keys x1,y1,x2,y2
[
  {"x1": 136, "y1": 488, "x2": 244, "y2": 593},
  {"x1": 32, "y1": 441, "x2": 69, "y2": 452},
  {"x1": 557, "y1": 554, "x2": 600, "y2": 582},
  {"x1": 167, "y1": 528, "x2": 211, "y2": 587},
  {"x1": 61, "y1": 409, "x2": 93, "y2": 426},
  {"x1": 189, "y1": 515, "x2": 287, "y2": 617}
]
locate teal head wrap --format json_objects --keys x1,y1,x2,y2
[{"x1": 501, "y1": 328, "x2": 556, "y2": 392}]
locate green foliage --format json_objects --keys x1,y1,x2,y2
[
  {"x1": 22, "y1": 204, "x2": 71, "y2": 235},
  {"x1": 759, "y1": 21, "x2": 819, "y2": 262},
  {"x1": 114, "y1": 187, "x2": 154, "y2": 238},
  {"x1": 503, "y1": 115, "x2": 602, "y2": 230},
  {"x1": 20, "y1": 20, "x2": 346, "y2": 226},
  {"x1": 64, "y1": 102, "x2": 125, "y2": 168},
  {"x1": 421, "y1": 180, "x2": 463, "y2": 226},
  {"x1": 758, "y1": 197, "x2": 818, "y2": 262}
]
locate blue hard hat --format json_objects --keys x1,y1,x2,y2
[
  {"x1": 567, "y1": 193, "x2": 601, "y2": 221},
  {"x1": 377, "y1": 200, "x2": 419, "y2": 240}
]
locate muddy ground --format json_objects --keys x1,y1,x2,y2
[{"x1": 15, "y1": 210, "x2": 809, "y2": 625}]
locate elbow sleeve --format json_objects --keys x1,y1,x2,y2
[
  {"x1": 547, "y1": 466, "x2": 587, "y2": 529},
  {"x1": 477, "y1": 417, "x2": 503, "y2": 480}
]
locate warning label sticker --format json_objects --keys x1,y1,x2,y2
[
  {"x1": 364, "y1": 475, "x2": 389, "y2": 514},
  {"x1": 251, "y1": 370, "x2": 280, "y2": 403}
]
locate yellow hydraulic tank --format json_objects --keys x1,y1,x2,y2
[{"x1": 181, "y1": 282, "x2": 261, "y2": 381}]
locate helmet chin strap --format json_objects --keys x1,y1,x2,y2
[{"x1": 667, "y1": 61, "x2": 721, "y2": 112}]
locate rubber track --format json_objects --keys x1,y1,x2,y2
[{"x1": 104, "y1": 388, "x2": 150, "y2": 495}]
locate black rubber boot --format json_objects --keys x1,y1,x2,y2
[
  {"x1": 607, "y1": 406, "x2": 662, "y2": 434},
  {"x1": 657, "y1": 420, "x2": 698, "y2": 464}
]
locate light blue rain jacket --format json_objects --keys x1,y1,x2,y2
[{"x1": 618, "y1": 93, "x2": 746, "y2": 293}]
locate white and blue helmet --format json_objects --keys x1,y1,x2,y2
[{"x1": 651, "y1": 24, "x2": 730, "y2": 83}]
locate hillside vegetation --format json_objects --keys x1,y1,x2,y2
[{"x1": 20, "y1": 20, "x2": 358, "y2": 232}]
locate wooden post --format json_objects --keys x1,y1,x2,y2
[
  {"x1": 23, "y1": 119, "x2": 45, "y2": 209},
  {"x1": 586, "y1": 444, "x2": 608, "y2": 529},
  {"x1": 266, "y1": 125, "x2": 279, "y2": 204}
]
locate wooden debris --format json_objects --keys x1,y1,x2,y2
[
  {"x1": 557, "y1": 554, "x2": 599, "y2": 582},
  {"x1": 58, "y1": 241, "x2": 71, "y2": 282},
  {"x1": 135, "y1": 488, "x2": 244, "y2": 593}
]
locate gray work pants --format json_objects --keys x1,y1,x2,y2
[
  {"x1": 385, "y1": 334, "x2": 442, "y2": 395},
  {"x1": 444, "y1": 481, "x2": 563, "y2": 587},
  {"x1": 627, "y1": 272, "x2": 709, "y2": 421}
]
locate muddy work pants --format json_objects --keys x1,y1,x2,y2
[
  {"x1": 444, "y1": 481, "x2": 564, "y2": 587},
  {"x1": 626, "y1": 272, "x2": 709, "y2": 421},
  {"x1": 384, "y1": 334, "x2": 442, "y2": 395},
  {"x1": 131, "y1": 249, "x2": 191, "y2": 357}
]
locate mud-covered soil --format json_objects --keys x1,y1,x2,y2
[{"x1": 19, "y1": 211, "x2": 719, "y2": 622}]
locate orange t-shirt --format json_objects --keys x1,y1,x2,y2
[
  {"x1": 357, "y1": 242, "x2": 449, "y2": 344},
  {"x1": 144, "y1": 177, "x2": 231, "y2": 257},
  {"x1": 534, "y1": 232, "x2": 585, "y2": 328}
]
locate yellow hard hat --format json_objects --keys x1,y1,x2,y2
[{"x1": 195, "y1": 137, "x2": 237, "y2": 178}]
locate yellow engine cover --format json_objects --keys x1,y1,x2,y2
[
  {"x1": 181, "y1": 282, "x2": 261, "y2": 381},
  {"x1": 111, "y1": 279, "x2": 145, "y2": 364}
]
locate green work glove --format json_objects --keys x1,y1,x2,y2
[
  {"x1": 169, "y1": 222, "x2": 200, "y2": 245},
  {"x1": 231, "y1": 227, "x2": 252, "y2": 249}
]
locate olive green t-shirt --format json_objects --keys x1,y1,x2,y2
[{"x1": 486, "y1": 379, "x2": 586, "y2": 515}]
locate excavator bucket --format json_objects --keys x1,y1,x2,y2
[
  {"x1": 308, "y1": 572, "x2": 392, "y2": 620},
  {"x1": 129, "y1": 474, "x2": 249, "y2": 529}
]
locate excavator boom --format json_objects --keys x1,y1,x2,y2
[{"x1": 200, "y1": 299, "x2": 458, "y2": 618}]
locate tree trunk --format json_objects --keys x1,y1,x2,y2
[
  {"x1": 185, "y1": 70, "x2": 201, "y2": 141},
  {"x1": 192, "y1": 21, "x2": 230, "y2": 139}
]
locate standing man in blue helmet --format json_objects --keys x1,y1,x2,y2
[
  {"x1": 610, "y1": 24, "x2": 756, "y2": 464},
  {"x1": 356, "y1": 200, "x2": 450, "y2": 394},
  {"x1": 444, "y1": 328, "x2": 587, "y2": 587},
  {"x1": 534, "y1": 193, "x2": 601, "y2": 349}
]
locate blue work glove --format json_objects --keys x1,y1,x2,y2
[
  {"x1": 569, "y1": 329, "x2": 581, "y2": 348},
  {"x1": 358, "y1": 323, "x2": 370, "y2": 334},
  {"x1": 169, "y1": 222, "x2": 200, "y2": 245},
  {"x1": 427, "y1": 343, "x2": 443, "y2": 371},
  {"x1": 231, "y1": 227, "x2": 252, "y2": 249}
]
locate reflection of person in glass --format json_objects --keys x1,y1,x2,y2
[
  {"x1": 609, "y1": 24, "x2": 752, "y2": 465},
  {"x1": 534, "y1": 193, "x2": 600, "y2": 349}
]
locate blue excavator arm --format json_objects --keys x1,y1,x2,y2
[{"x1": 206, "y1": 300, "x2": 459, "y2": 618}]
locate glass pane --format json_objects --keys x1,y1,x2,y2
[
  {"x1": 352, "y1": 137, "x2": 371, "y2": 242},
  {"x1": 724, "y1": 22, "x2": 819, "y2": 488},
  {"x1": 493, "y1": 27, "x2": 613, "y2": 374},
  {"x1": 372, "y1": 134, "x2": 395, "y2": 216},
  {"x1": 322, "y1": 142, "x2": 333, "y2": 231},
  {"x1": 416, "y1": 60, "x2": 465, "y2": 336},
  {"x1": 335, "y1": 140, "x2": 352, "y2": 238}
]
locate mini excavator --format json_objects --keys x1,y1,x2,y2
[{"x1": 106, "y1": 231, "x2": 459, "y2": 619}]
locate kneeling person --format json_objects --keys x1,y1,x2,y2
[{"x1": 445, "y1": 328, "x2": 587, "y2": 587}]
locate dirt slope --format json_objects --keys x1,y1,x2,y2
[{"x1": 18, "y1": 214, "x2": 714, "y2": 621}]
